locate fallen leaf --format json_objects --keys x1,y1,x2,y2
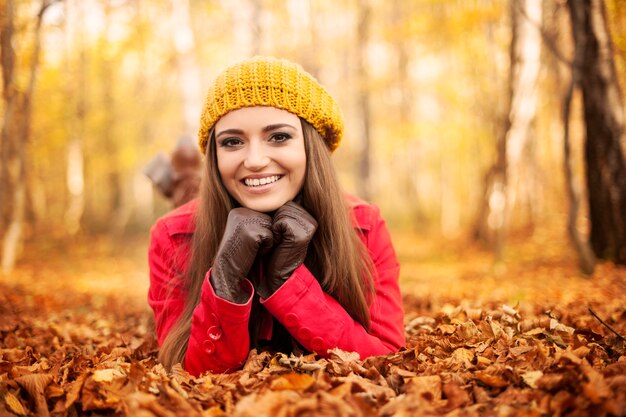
[
  {"x1": 15, "y1": 373, "x2": 53, "y2": 417},
  {"x1": 404, "y1": 375, "x2": 442, "y2": 401},
  {"x1": 441, "y1": 382, "x2": 471, "y2": 411},
  {"x1": 521, "y1": 370, "x2": 544, "y2": 389},
  {"x1": 233, "y1": 391, "x2": 300, "y2": 417},
  {"x1": 92, "y1": 368, "x2": 125, "y2": 382},
  {"x1": 437, "y1": 324, "x2": 457, "y2": 335},
  {"x1": 581, "y1": 361, "x2": 611, "y2": 404},
  {"x1": 270, "y1": 372, "x2": 316, "y2": 391},
  {"x1": 475, "y1": 371, "x2": 509, "y2": 388},
  {"x1": 451, "y1": 347, "x2": 474, "y2": 365},
  {"x1": 550, "y1": 319, "x2": 575, "y2": 334},
  {"x1": 4, "y1": 392, "x2": 28, "y2": 416}
]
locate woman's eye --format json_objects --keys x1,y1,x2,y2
[
  {"x1": 270, "y1": 133, "x2": 291, "y2": 143},
  {"x1": 219, "y1": 138, "x2": 243, "y2": 148}
]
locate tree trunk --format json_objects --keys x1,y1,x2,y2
[
  {"x1": 170, "y1": 0, "x2": 201, "y2": 136},
  {"x1": 473, "y1": 0, "x2": 542, "y2": 262},
  {"x1": 132, "y1": 0, "x2": 156, "y2": 226},
  {"x1": 229, "y1": 0, "x2": 262, "y2": 57},
  {"x1": 563, "y1": 67, "x2": 597, "y2": 274},
  {"x1": 1, "y1": 0, "x2": 53, "y2": 273},
  {"x1": 356, "y1": 0, "x2": 371, "y2": 201},
  {"x1": 1, "y1": 0, "x2": 17, "y2": 234},
  {"x1": 64, "y1": 0, "x2": 86, "y2": 235},
  {"x1": 568, "y1": 0, "x2": 626, "y2": 264}
]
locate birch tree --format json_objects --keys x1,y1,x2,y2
[
  {"x1": 356, "y1": 0, "x2": 371, "y2": 201},
  {"x1": 473, "y1": 0, "x2": 542, "y2": 261},
  {"x1": 1, "y1": 0, "x2": 59, "y2": 273},
  {"x1": 170, "y1": 0, "x2": 202, "y2": 137}
]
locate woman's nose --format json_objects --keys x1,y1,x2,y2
[{"x1": 243, "y1": 141, "x2": 270, "y2": 170}]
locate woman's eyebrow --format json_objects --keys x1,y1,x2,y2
[
  {"x1": 263, "y1": 123, "x2": 297, "y2": 132},
  {"x1": 216, "y1": 123, "x2": 297, "y2": 138},
  {"x1": 215, "y1": 128, "x2": 244, "y2": 139}
]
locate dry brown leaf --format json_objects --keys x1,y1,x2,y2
[
  {"x1": 581, "y1": 361, "x2": 611, "y2": 404},
  {"x1": 289, "y1": 391, "x2": 360, "y2": 417},
  {"x1": 475, "y1": 371, "x2": 509, "y2": 388},
  {"x1": 4, "y1": 391, "x2": 28, "y2": 416},
  {"x1": 437, "y1": 324, "x2": 457, "y2": 335},
  {"x1": 270, "y1": 372, "x2": 316, "y2": 391},
  {"x1": 329, "y1": 381, "x2": 353, "y2": 398},
  {"x1": 572, "y1": 345, "x2": 591, "y2": 359},
  {"x1": 521, "y1": 370, "x2": 543, "y2": 389},
  {"x1": 341, "y1": 373, "x2": 396, "y2": 402},
  {"x1": 549, "y1": 319, "x2": 575, "y2": 334},
  {"x1": 536, "y1": 372, "x2": 566, "y2": 391},
  {"x1": 441, "y1": 382, "x2": 471, "y2": 411},
  {"x1": 1, "y1": 348, "x2": 27, "y2": 363},
  {"x1": 379, "y1": 392, "x2": 438, "y2": 416},
  {"x1": 242, "y1": 349, "x2": 271, "y2": 373},
  {"x1": 15, "y1": 373, "x2": 53, "y2": 417},
  {"x1": 476, "y1": 355, "x2": 491, "y2": 368},
  {"x1": 3, "y1": 256, "x2": 626, "y2": 417},
  {"x1": 404, "y1": 375, "x2": 442, "y2": 402},
  {"x1": 509, "y1": 345, "x2": 534, "y2": 357},
  {"x1": 451, "y1": 347, "x2": 474, "y2": 365},
  {"x1": 327, "y1": 348, "x2": 360, "y2": 364},
  {"x1": 64, "y1": 373, "x2": 87, "y2": 410},
  {"x1": 92, "y1": 368, "x2": 125, "y2": 382},
  {"x1": 125, "y1": 391, "x2": 178, "y2": 417},
  {"x1": 233, "y1": 391, "x2": 300, "y2": 417}
]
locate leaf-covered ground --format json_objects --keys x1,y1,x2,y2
[{"x1": 1, "y1": 234, "x2": 625, "y2": 416}]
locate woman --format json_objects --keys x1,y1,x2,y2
[{"x1": 148, "y1": 56, "x2": 405, "y2": 376}]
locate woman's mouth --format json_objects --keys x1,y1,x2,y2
[{"x1": 243, "y1": 175, "x2": 282, "y2": 187}]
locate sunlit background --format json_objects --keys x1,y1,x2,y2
[{"x1": 2, "y1": 0, "x2": 626, "y2": 274}]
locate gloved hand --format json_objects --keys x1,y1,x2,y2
[
  {"x1": 260, "y1": 201, "x2": 318, "y2": 298},
  {"x1": 210, "y1": 208, "x2": 273, "y2": 303}
]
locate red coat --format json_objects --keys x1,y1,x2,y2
[{"x1": 148, "y1": 195, "x2": 405, "y2": 376}]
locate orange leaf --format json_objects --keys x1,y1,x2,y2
[
  {"x1": 15, "y1": 373, "x2": 53, "y2": 417},
  {"x1": 4, "y1": 392, "x2": 28, "y2": 416},
  {"x1": 475, "y1": 371, "x2": 509, "y2": 388},
  {"x1": 329, "y1": 382, "x2": 352, "y2": 397},
  {"x1": 92, "y1": 368, "x2": 124, "y2": 382},
  {"x1": 270, "y1": 372, "x2": 315, "y2": 391},
  {"x1": 404, "y1": 375, "x2": 442, "y2": 401}
]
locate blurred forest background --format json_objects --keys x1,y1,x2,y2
[
  {"x1": 3, "y1": 3, "x2": 626, "y2": 414},
  {"x1": 1, "y1": 0, "x2": 625, "y2": 276}
]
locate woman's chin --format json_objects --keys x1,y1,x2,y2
[{"x1": 238, "y1": 197, "x2": 291, "y2": 213}]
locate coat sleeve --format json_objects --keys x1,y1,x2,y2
[
  {"x1": 147, "y1": 219, "x2": 253, "y2": 376},
  {"x1": 261, "y1": 204, "x2": 405, "y2": 358}
]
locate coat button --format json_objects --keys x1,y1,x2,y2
[
  {"x1": 310, "y1": 336, "x2": 325, "y2": 351},
  {"x1": 203, "y1": 340, "x2": 215, "y2": 355},
  {"x1": 297, "y1": 327, "x2": 312, "y2": 341},
  {"x1": 207, "y1": 325, "x2": 223, "y2": 341},
  {"x1": 284, "y1": 313, "x2": 298, "y2": 328}
]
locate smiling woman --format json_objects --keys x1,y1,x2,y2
[
  {"x1": 215, "y1": 107, "x2": 306, "y2": 213},
  {"x1": 147, "y1": 56, "x2": 405, "y2": 376}
]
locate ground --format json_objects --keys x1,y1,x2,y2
[{"x1": 1, "y1": 230, "x2": 625, "y2": 416}]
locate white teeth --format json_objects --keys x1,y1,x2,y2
[{"x1": 245, "y1": 175, "x2": 280, "y2": 187}]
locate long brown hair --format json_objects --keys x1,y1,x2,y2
[{"x1": 158, "y1": 119, "x2": 374, "y2": 369}]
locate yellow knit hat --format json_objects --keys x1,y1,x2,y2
[{"x1": 198, "y1": 56, "x2": 344, "y2": 154}]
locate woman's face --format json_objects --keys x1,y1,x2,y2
[{"x1": 215, "y1": 106, "x2": 306, "y2": 213}]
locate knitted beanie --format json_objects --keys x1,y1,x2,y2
[{"x1": 198, "y1": 56, "x2": 344, "y2": 154}]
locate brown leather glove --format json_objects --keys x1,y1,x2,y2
[
  {"x1": 210, "y1": 208, "x2": 273, "y2": 303},
  {"x1": 259, "y1": 201, "x2": 318, "y2": 298}
]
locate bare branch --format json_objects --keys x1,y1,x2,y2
[{"x1": 588, "y1": 307, "x2": 626, "y2": 342}]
